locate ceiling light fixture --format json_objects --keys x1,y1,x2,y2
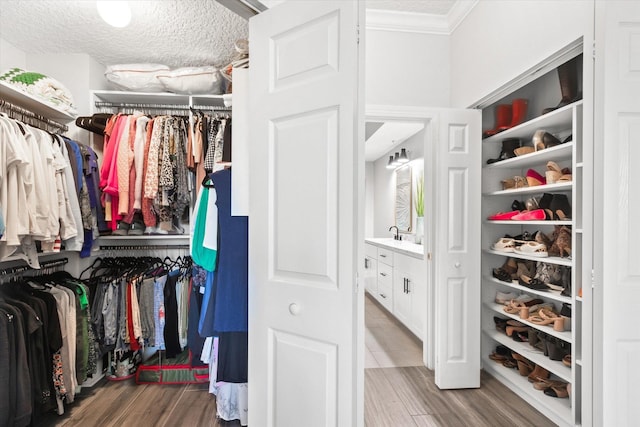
[{"x1": 97, "y1": 1, "x2": 131, "y2": 28}]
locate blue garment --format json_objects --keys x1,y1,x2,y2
[
  {"x1": 198, "y1": 270, "x2": 216, "y2": 338},
  {"x1": 211, "y1": 169, "x2": 248, "y2": 332},
  {"x1": 62, "y1": 137, "x2": 83, "y2": 192}
]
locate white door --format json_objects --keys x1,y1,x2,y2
[
  {"x1": 596, "y1": 2, "x2": 640, "y2": 425},
  {"x1": 248, "y1": 2, "x2": 364, "y2": 426},
  {"x1": 433, "y1": 109, "x2": 481, "y2": 389}
]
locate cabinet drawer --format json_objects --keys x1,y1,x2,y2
[
  {"x1": 376, "y1": 273, "x2": 393, "y2": 311},
  {"x1": 377, "y1": 262, "x2": 392, "y2": 281},
  {"x1": 377, "y1": 247, "x2": 394, "y2": 266},
  {"x1": 365, "y1": 243, "x2": 378, "y2": 259}
]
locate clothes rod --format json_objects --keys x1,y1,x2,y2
[
  {"x1": 0, "y1": 98, "x2": 69, "y2": 132},
  {"x1": 0, "y1": 257, "x2": 69, "y2": 275},
  {"x1": 99, "y1": 244, "x2": 190, "y2": 251},
  {"x1": 94, "y1": 102, "x2": 232, "y2": 112}
]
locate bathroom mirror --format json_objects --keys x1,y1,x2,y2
[{"x1": 395, "y1": 165, "x2": 412, "y2": 232}]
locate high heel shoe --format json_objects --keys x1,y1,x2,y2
[
  {"x1": 549, "y1": 194, "x2": 572, "y2": 220},
  {"x1": 545, "y1": 161, "x2": 563, "y2": 184},
  {"x1": 548, "y1": 225, "x2": 572, "y2": 258},
  {"x1": 533, "y1": 130, "x2": 562, "y2": 151},
  {"x1": 511, "y1": 352, "x2": 534, "y2": 376},
  {"x1": 544, "y1": 383, "x2": 569, "y2": 398},
  {"x1": 527, "y1": 364, "x2": 550, "y2": 383},
  {"x1": 525, "y1": 169, "x2": 546, "y2": 187}
]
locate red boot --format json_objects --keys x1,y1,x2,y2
[
  {"x1": 498, "y1": 98, "x2": 528, "y2": 131},
  {"x1": 483, "y1": 104, "x2": 512, "y2": 138}
]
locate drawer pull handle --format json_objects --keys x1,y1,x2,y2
[
  {"x1": 380, "y1": 254, "x2": 387, "y2": 258},
  {"x1": 380, "y1": 293, "x2": 387, "y2": 299},
  {"x1": 380, "y1": 272, "x2": 387, "y2": 277}
]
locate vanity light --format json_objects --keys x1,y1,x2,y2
[
  {"x1": 398, "y1": 148, "x2": 409, "y2": 164},
  {"x1": 97, "y1": 1, "x2": 131, "y2": 28},
  {"x1": 386, "y1": 155, "x2": 395, "y2": 169},
  {"x1": 393, "y1": 152, "x2": 400, "y2": 166}
]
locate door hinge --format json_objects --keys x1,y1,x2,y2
[
  {"x1": 592, "y1": 40, "x2": 596, "y2": 61},
  {"x1": 357, "y1": 24, "x2": 360, "y2": 45},
  {"x1": 356, "y1": 272, "x2": 360, "y2": 293}
]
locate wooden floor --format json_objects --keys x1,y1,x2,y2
[{"x1": 38, "y1": 294, "x2": 555, "y2": 427}]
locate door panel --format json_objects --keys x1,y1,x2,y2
[
  {"x1": 249, "y1": 2, "x2": 364, "y2": 426},
  {"x1": 434, "y1": 109, "x2": 481, "y2": 389},
  {"x1": 596, "y1": 2, "x2": 640, "y2": 425}
]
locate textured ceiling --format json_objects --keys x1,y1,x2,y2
[
  {"x1": 0, "y1": 1, "x2": 457, "y2": 68},
  {"x1": 0, "y1": 0, "x2": 249, "y2": 68}
]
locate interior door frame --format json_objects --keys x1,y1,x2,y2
[{"x1": 365, "y1": 104, "x2": 438, "y2": 369}]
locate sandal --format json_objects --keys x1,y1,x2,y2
[
  {"x1": 544, "y1": 383, "x2": 569, "y2": 398},
  {"x1": 532, "y1": 377, "x2": 566, "y2": 391},
  {"x1": 562, "y1": 354, "x2": 572, "y2": 367},
  {"x1": 491, "y1": 237, "x2": 516, "y2": 253},
  {"x1": 525, "y1": 168, "x2": 546, "y2": 187},
  {"x1": 539, "y1": 308, "x2": 570, "y2": 332},
  {"x1": 545, "y1": 161, "x2": 563, "y2": 184},
  {"x1": 518, "y1": 274, "x2": 551, "y2": 291},
  {"x1": 511, "y1": 352, "x2": 534, "y2": 376},
  {"x1": 514, "y1": 241, "x2": 549, "y2": 257}
]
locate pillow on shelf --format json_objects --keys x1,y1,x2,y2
[
  {"x1": 104, "y1": 63, "x2": 169, "y2": 93},
  {"x1": 0, "y1": 67, "x2": 78, "y2": 114},
  {"x1": 156, "y1": 66, "x2": 223, "y2": 95}
]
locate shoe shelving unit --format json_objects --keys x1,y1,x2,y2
[{"x1": 481, "y1": 92, "x2": 585, "y2": 427}]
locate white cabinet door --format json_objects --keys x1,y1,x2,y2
[
  {"x1": 364, "y1": 256, "x2": 377, "y2": 295},
  {"x1": 393, "y1": 268, "x2": 412, "y2": 327},
  {"x1": 408, "y1": 264, "x2": 426, "y2": 340},
  {"x1": 248, "y1": 2, "x2": 364, "y2": 426},
  {"x1": 596, "y1": 2, "x2": 640, "y2": 425},
  {"x1": 434, "y1": 109, "x2": 482, "y2": 390}
]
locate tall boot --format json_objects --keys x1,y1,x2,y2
[
  {"x1": 487, "y1": 138, "x2": 521, "y2": 164},
  {"x1": 483, "y1": 104, "x2": 512, "y2": 138},
  {"x1": 498, "y1": 98, "x2": 528, "y2": 131},
  {"x1": 543, "y1": 56, "x2": 581, "y2": 114}
]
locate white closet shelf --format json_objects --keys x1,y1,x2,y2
[
  {"x1": 484, "y1": 142, "x2": 573, "y2": 169},
  {"x1": 485, "y1": 219, "x2": 572, "y2": 226},
  {"x1": 484, "y1": 249, "x2": 573, "y2": 267},
  {"x1": 92, "y1": 90, "x2": 229, "y2": 108},
  {"x1": 482, "y1": 356, "x2": 572, "y2": 427},
  {"x1": 486, "y1": 302, "x2": 573, "y2": 343},
  {"x1": 483, "y1": 329, "x2": 572, "y2": 382},
  {"x1": 0, "y1": 80, "x2": 76, "y2": 121},
  {"x1": 483, "y1": 275, "x2": 572, "y2": 305},
  {"x1": 483, "y1": 101, "x2": 582, "y2": 144},
  {"x1": 93, "y1": 90, "x2": 190, "y2": 105},
  {"x1": 484, "y1": 182, "x2": 572, "y2": 196}
]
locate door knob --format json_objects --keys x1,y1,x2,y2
[
  {"x1": 289, "y1": 303, "x2": 301, "y2": 315},
  {"x1": 455, "y1": 262, "x2": 461, "y2": 268}
]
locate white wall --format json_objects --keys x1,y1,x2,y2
[
  {"x1": 26, "y1": 53, "x2": 107, "y2": 143},
  {"x1": 371, "y1": 130, "x2": 424, "y2": 238},
  {"x1": 366, "y1": 28, "x2": 450, "y2": 107},
  {"x1": 364, "y1": 162, "x2": 375, "y2": 237},
  {"x1": 450, "y1": 0, "x2": 592, "y2": 107},
  {"x1": 0, "y1": 37, "x2": 27, "y2": 70}
]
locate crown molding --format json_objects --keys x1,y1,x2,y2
[{"x1": 366, "y1": 0, "x2": 479, "y2": 35}]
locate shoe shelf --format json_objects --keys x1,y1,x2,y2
[
  {"x1": 483, "y1": 329, "x2": 572, "y2": 382},
  {"x1": 482, "y1": 101, "x2": 581, "y2": 145},
  {"x1": 484, "y1": 182, "x2": 572, "y2": 197},
  {"x1": 484, "y1": 142, "x2": 573, "y2": 170},
  {"x1": 482, "y1": 355, "x2": 572, "y2": 427},
  {"x1": 484, "y1": 249, "x2": 573, "y2": 267},
  {"x1": 483, "y1": 275, "x2": 572, "y2": 305},
  {"x1": 486, "y1": 220, "x2": 573, "y2": 226},
  {"x1": 485, "y1": 302, "x2": 573, "y2": 343}
]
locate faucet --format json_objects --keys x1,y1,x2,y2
[{"x1": 389, "y1": 225, "x2": 400, "y2": 240}]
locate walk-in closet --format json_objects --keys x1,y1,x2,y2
[{"x1": 1, "y1": 1, "x2": 639, "y2": 426}]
